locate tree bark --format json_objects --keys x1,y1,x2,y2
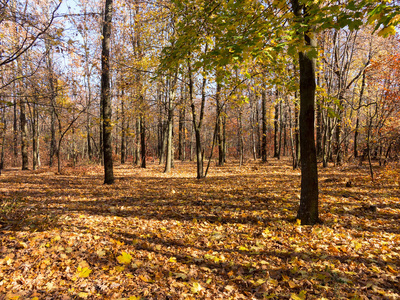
[
  {"x1": 216, "y1": 80, "x2": 226, "y2": 166},
  {"x1": 20, "y1": 98, "x2": 29, "y2": 170},
  {"x1": 101, "y1": 0, "x2": 115, "y2": 184},
  {"x1": 354, "y1": 70, "x2": 366, "y2": 159},
  {"x1": 291, "y1": 0, "x2": 319, "y2": 225},
  {"x1": 140, "y1": 116, "x2": 146, "y2": 168},
  {"x1": 164, "y1": 78, "x2": 175, "y2": 173},
  {"x1": 273, "y1": 98, "x2": 279, "y2": 158},
  {"x1": 261, "y1": 88, "x2": 268, "y2": 162},
  {"x1": 121, "y1": 89, "x2": 126, "y2": 164}
]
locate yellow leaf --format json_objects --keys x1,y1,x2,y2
[
  {"x1": 77, "y1": 266, "x2": 92, "y2": 278},
  {"x1": 168, "y1": 257, "x2": 177, "y2": 263},
  {"x1": 115, "y1": 266, "x2": 125, "y2": 272},
  {"x1": 191, "y1": 281, "x2": 203, "y2": 294},
  {"x1": 117, "y1": 252, "x2": 132, "y2": 265},
  {"x1": 288, "y1": 280, "x2": 298, "y2": 289},
  {"x1": 291, "y1": 293, "x2": 304, "y2": 300},
  {"x1": 378, "y1": 25, "x2": 396, "y2": 37},
  {"x1": 78, "y1": 292, "x2": 88, "y2": 299},
  {"x1": 387, "y1": 265, "x2": 397, "y2": 274},
  {"x1": 282, "y1": 275, "x2": 289, "y2": 281},
  {"x1": 139, "y1": 274, "x2": 153, "y2": 283},
  {"x1": 268, "y1": 279, "x2": 278, "y2": 286},
  {"x1": 53, "y1": 235, "x2": 61, "y2": 242},
  {"x1": 255, "y1": 279, "x2": 266, "y2": 286},
  {"x1": 239, "y1": 246, "x2": 249, "y2": 251}
]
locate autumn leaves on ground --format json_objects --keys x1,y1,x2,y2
[{"x1": 0, "y1": 159, "x2": 399, "y2": 300}]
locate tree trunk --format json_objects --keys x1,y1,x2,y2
[
  {"x1": 216, "y1": 80, "x2": 226, "y2": 166},
  {"x1": 354, "y1": 70, "x2": 366, "y2": 159},
  {"x1": 135, "y1": 117, "x2": 141, "y2": 165},
  {"x1": 50, "y1": 109, "x2": 56, "y2": 167},
  {"x1": 250, "y1": 94, "x2": 257, "y2": 161},
  {"x1": 101, "y1": 0, "x2": 115, "y2": 184},
  {"x1": 178, "y1": 98, "x2": 186, "y2": 161},
  {"x1": 238, "y1": 107, "x2": 244, "y2": 166},
  {"x1": 32, "y1": 100, "x2": 38, "y2": 170},
  {"x1": 13, "y1": 98, "x2": 18, "y2": 167},
  {"x1": 188, "y1": 58, "x2": 206, "y2": 179},
  {"x1": 261, "y1": 89, "x2": 268, "y2": 162},
  {"x1": 294, "y1": 94, "x2": 300, "y2": 168},
  {"x1": 292, "y1": 0, "x2": 319, "y2": 225},
  {"x1": 273, "y1": 97, "x2": 279, "y2": 158},
  {"x1": 121, "y1": 90, "x2": 126, "y2": 164},
  {"x1": 0, "y1": 106, "x2": 6, "y2": 171},
  {"x1": 164, "y1": 85, "x2": 174, "y2": 173},
  {"x1": 140, "y1": 116, "x2": 146, "y2": 168},
  {"x1": 20, "y1": 99, "x2": 29, "y2": 170}
]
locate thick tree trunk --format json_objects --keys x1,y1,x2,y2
[
  {"x1": 292, "y1": 0, "x2": 319, "y2": 225},
  {"x1": 101, "y1": 0, "x2": 114, "y2": 184}
]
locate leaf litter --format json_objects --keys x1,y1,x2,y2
[{"x1": 0, "y1": 159, "x2": 399, "y2": 299}]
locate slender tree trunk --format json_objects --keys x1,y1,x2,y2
[
  {"x1": 178, "y1": 97, "x2": 186, "y2": 161},
  {"x1": 188, "y1": 58, "x2": 206, "y2": 179},
  {"x1": 354, "y1": 70, "x2": 366, "y2": 159},
  {"x1": 140, "y1": 116, "x2": 146, "y2": 168},
  {"x1": 256, "y1": 102, "x2": 261, "y2": 158},
  {"x1": 238, "y1": 107, "x2": 244, "y2": 166},
  {"x1": 20, "y1": 99, "x2": 29, "y2": 170},
  {"x1": 135, "y1": 117, "x2": 141, "y2": 165},
  {"x1": 121, "y1": 90, "x2": 126, "y2": 164},
  {"x1": 0, "y1": 106, "x2": 6, "y2": 171},
  {"x1": 250, "y1": 95, "x2": 257, "y2": 161},
  {"x1": 50, "y1": 109, "x2": 56, "y2": 167},
  {"x1": 316, "y1": 100, "x2": 322, "y2": 157},
  {"x1": 294, "y1": 94, "x2": 300, "y2": 168},
  {"x1": 216, "y1": 80, "x2": 225, "y2": 166},
  {"x1": 273, "y1": 99, "x2": 279, "y2": 158},
  {"x1": 32, "y1": 101, "x2": 38, "y2": 170},
  {"x1": 101, "y1": 0, "x2": 115, "y2": 184},
  {"x1": 261, "y1": 89, "x2": 268, "y2": 162},
  {"x1": 13, "y1": 98, "x2": 18, "y2": 167},
  {"x1": 164, "y1": 83, "x2": 175, "y2": 173},
  {"x1": 278, "y1": 100, "x2": 283, "y2": 159},
  {"x1": 292, "y1": 0, "x2": 319, "y2": 225}
]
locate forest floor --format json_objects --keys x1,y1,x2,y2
[{"x1": 0, "y1": 158, "x2": 399, "y2": 300}]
